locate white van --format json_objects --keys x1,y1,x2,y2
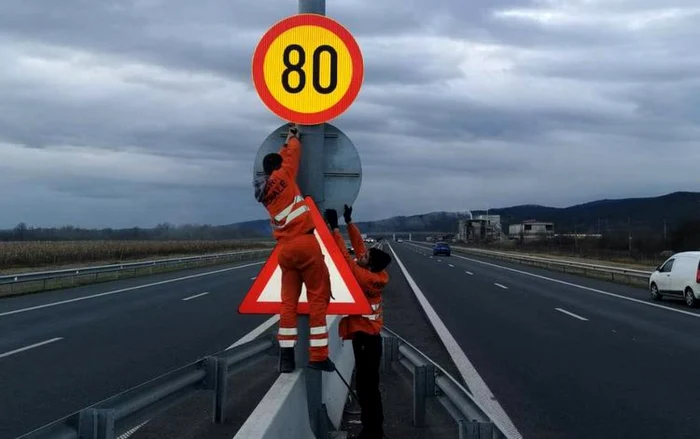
[{"x1": 649, "y1": 251, "x2": 700, "y2": 307}]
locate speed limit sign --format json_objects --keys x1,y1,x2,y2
[{"x1": 251, "y1": 14, "x2": 364, "y2": 125}]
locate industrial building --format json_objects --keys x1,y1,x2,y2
[
  {"x1": 458, "y1": 215, "x2": 503, "y2": 243},
  {"x1": 508, "y1": 219, "x2": 555, "y2": 241}
]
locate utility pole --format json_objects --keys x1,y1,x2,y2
[
  {"x1": 628, "y1": 217, "x2": 632, "y2": 256},
  {"x1": 664, "y1": 219, "x2": 667, "y2": 245}
]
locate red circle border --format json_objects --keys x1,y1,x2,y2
[{"x1": 251, "y1": 14, "x2": 364, "y2": 125}]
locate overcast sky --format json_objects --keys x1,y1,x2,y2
[{"x1": 1, "y1": 0, "x2": 699, "y2": 228}]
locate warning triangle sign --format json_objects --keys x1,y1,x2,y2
[{"x1": 238, "y1": 197, "x2": 372, "y2": 315}]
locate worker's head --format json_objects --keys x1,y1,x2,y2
[
  {"x1": 358, "y1": 248, "x2": 392, "y2": 273},
  {"x1": 262, "y1": 153, "x2": 283, "y2": 175}
]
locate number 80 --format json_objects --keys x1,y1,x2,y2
[{"x1": 281, "y1": 44, "x2": 338, "y2": 95}]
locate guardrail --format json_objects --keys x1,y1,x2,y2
[
  {"x1": 409, "y1": 242, "x2": 652, "y2": 286},
  {"x1": 380, "y1": 327, "x2": 509, "y2": 438},
  {"x1": 0, "y1": 249, "x2": 272, "y2": 294},
  {"x1": 17, "y1": 336, "x2": 277, "y2": 439}
]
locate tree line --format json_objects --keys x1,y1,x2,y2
[{"x1": 1, "y1": 222, "x2": 267, "y2": 242}]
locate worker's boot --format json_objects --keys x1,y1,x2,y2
[
  {"x1": 278, "y1": 347, "x2": 296, "y2": 373},
  {"x1": 307, "y1": 358, "x2": 336, "y2": 372}
]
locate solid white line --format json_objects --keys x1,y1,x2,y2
[
  {"x1": 406, "y1": 242, "x2": 700, "y2": 321},
  {"x1": 465, "y1": 271, "x2": 474, "y2": 275},
  {"x1": 448, "y1": 264, "x2": 455, "y2": 268},
  {"x1": 555, "y1": 308, "x2": 588, "y2": 321},
  {"x1": 0, "y1": 337, "x2": 63, "y2": 359},
  {"x1": 226, "y1": 315, "x2": 280, "y2": 350},
  {"x1": 495, "y1": 283, "x2": 508, "y2": 290},
  {"x1": 0, "y1": 261, "x2": 264, "y2": 318},
  {"x1": 387, "y1": 245, "x2": 522, "y2": 439},
  {"x1": 251, "y1": 276, "x2": 257, "y2": 280},
  {"x1": 182, "y1": 292, "x2": 209, "y2": 301}
]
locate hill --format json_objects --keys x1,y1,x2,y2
[{"x1": 355, "y1": 191, "x2": 700, "y2": 235}]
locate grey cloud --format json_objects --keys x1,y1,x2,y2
[{"x1": 0, "y1": 0, "x2": 699, "y2": 228}]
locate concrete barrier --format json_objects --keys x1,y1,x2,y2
[{"x1": 234, "y1": 315, "x2": 353, "y2": 439}]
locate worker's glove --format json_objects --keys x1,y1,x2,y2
[
  {"x1": 285, "y1": 123, "x2": 300, "y2": 143},
  {"x1": 343, "y1": 205, "x2": 353, "y2": 224},
  {"x1": 325, "y1": 209, "x2": 339, "y2": 230}
]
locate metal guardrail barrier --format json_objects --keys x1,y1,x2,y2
[
  {"x1": 16, "y1": 336, "x2": 278, "y2": 439},
  {"x1": 381, "y1": 327, "x2": 509, "y2": 439},
  {"x1": 408, "y1": 241, "x2": 652, "y2": 285},
  {"x1": 0, "y1": 249, "x2": 272, "y2": 292}
]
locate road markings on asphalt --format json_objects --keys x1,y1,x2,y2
[
  {"x1": 555, "y1": 308, "x2": 588, "y2": 321},
  {"x1": 182, "y1": 292, "x2": 209, "y2": 301},
  {"x1": 227, "y1": 315, "x2": 280, "y2": 350},
  {"x1": 0, "y1": 261, "x2": 264, "y2": 319},
  {"x1": 405, "y1": 242, "x2": 700, "y2": 321},
  {"x1": 251, "y1": 276, "x2": 257, "y2": 280},
  {"x1": 495, "y1": 283, "x2": 508, "y2": 290},
  {"x1": 465, "y1": 271, "x2": 474, "y2": 275},
  {"x1": 448, "y1": 264, "x2": 455, "y2": 268},
  {"x1": 387, "y1": 245, "x2": 522, "y2": 439},
  {"x1": 0, "y1": 337, "x2": 63, "y2": 360}
]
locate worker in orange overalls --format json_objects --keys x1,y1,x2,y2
[
  {"x1": 254, "y1": 123, "x2": 334, "y2": 373},
  {"x1": 325, "y1": 205, "x2": 391, "y2": 439}
]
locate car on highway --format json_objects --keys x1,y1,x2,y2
[
  {"x1": 649, "y1": 251, "x2": 700, "y2": 307},
  {"x1": 397, "y1": 238, "x2": 403, "y2": 243},
  {"x1": 432, "y1": 241, "x2": 451, "y2": 257}
]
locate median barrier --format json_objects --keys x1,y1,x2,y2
[{"x1": 234, "y1": 315, "x2": 353, "y2": 439}]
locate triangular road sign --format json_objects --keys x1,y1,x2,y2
[{"x1": 238, "y1": 197, "x2": 372, "y2": 315}]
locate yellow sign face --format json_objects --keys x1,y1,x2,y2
[
  {"x1": 252, "y1": 14, "x2": 364, "y2": 125},
  {"x1": 263, "y1": 25, "x2": 353, "y2": 114}
]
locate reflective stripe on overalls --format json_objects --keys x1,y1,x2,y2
[{"x1": 272, "y1": 195, "x2": 309, "y2": 229}]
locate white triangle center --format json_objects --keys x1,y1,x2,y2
[{"x1": 257, "y1": 230, "x2": 356, "y2": 304}]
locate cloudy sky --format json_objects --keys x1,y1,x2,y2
[{"x1": 1, "y1": 0, "x2": 699, "y2": 228}]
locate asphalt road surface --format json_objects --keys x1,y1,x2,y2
[
  {"x1": 391, "y1": 241, "x2": 700, "y2": 439},
  {"x1": 0, "y1": 260, "x2": 270, "y2": 439}
]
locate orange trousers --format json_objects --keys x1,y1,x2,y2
[{"x1": 277, "y1": 233, "x2": 331, "y2": 362}]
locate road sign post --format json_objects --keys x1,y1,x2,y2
[{"x1": 248, "y1": 0, "x2": 365, "y2": 436}]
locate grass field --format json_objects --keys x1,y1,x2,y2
[{"x1": 0, "y1": 240, "x2": 274, "y2": 274}]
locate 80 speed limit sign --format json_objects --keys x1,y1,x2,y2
[{"x1": 252, "y1": 14, "x2": 364, "y2": 125}]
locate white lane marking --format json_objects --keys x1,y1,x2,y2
[
  {"x1": 448, "y1": 264, "x2": 455, "y2": 268},
  {"x1": 429, "y1": 256, "x2": 434, "y2": 259},
  {"x1": 251, "y1": 276, "x2": 257, "y2": 280},
  {"x1": 0, "y1": 337, "x2": 63, "y2": 360},
  {"x1": 387, "y1": 245, "x2": 522, "y2": 439},
  {"x1": 437, "y1": 259, "x2": 442, "y2": 263},
  {"x1": 406, "y1": 242, "x2": 700, "y2": 320},
  {"x1": 0, "y1": 261, "x2": 264, "y2": 318},
  {"x1": 495, "y1": 283, "x2": 508, "y2": 290},
  {"x1": 182, "y1": 292, "x2": 209, "y2": 301},
  {"x1": 227, "y1": 315, "x2": 280, "y2": 350},
  {"x1": 117, "y1": 420, "x2": 150, "y2": 439},
  {"x1": 555, "y1": 308, "x2": 588, "y2": 321},
  {"x1": 465, "y1": 271, "x2": 474, "y2": 276}
]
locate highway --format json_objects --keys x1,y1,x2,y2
[
  {"x1": 390, "y1": 242, "x2": 700, "y2": 439},
  {"x1": 0, "y1": 260, "x2": 271, "y2": 439}
]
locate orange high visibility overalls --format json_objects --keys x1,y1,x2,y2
[
  {"x1": 332, "y1": 224, "x2": 389, "y2": 339},
  {"x1": 257, "y1": 137, "x2": 331, "y2": 362}
]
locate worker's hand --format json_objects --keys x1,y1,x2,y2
[
  {"x1": 325, "y1": 209, "x2": 339, "y2": 230},
  {"x1": 343, "y1": 205, "x2": 353, "y2": 224},
  {"x1": 285, "y1": 123, "x2": 300, "y2": 143}
]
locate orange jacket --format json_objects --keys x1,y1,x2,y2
[
  {"x1": 254, "y1": 137, "x2": 314, "y2": 243},
  {"x1": 333, "y1": 224, "x2": 388, "y2": 340}
]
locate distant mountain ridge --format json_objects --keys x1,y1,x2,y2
[
  {"x1": 6, "y1": 191, "x2": 696, "y2": 241},
  {"x1": 353, "y1": 191, "x2": 700, "y2": 235}
]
